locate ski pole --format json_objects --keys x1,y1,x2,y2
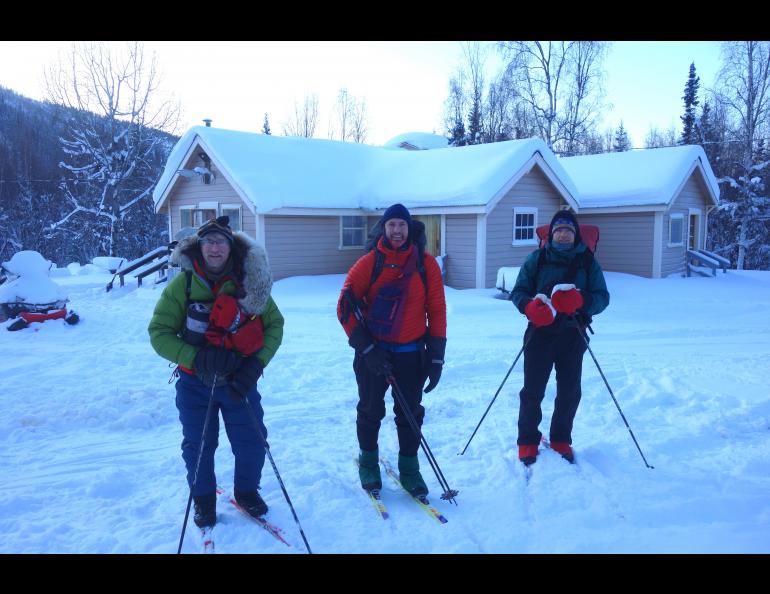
[
  {"x1": 572, "y1": 317, "x2": 654, "y2": 470},
  {"x1": 243, "y1": 395, "x2": 313, "y2": 554},
  {"x1": 387, "y1": 374, "x2": 459, "y2": 504},
  {"x1": 177, "y1": 371, "x2": 219, "y2": 554},
  {"x1": 459, "y1": 329, "x2": 535, "y2": 456}
]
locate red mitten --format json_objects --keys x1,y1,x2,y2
[
  {"x1": 227, "y1": 317, "x2": 265, "y2": 355},
  {"x1": 550, "y1": 284, "x2": 583, "y2": 315},
  {"x1": 524, "y1": 295, "x2": 556, "y2": 327},
  {"x1": 205, "y1": 327, "x2": 228, "y2": 348},
  {"x1": 209, "y1": 294, "x2": 242, "y2": 332}
]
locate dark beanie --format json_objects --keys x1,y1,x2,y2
[
  {"x1": 548, "y1": 210, "x2": 581, "y2": 244},
  {"x1": 198, "y1": 215, "x2": 234, "y2": 244},
  {"x1": 382, "y1": 203, "x2": 412, "y2": 227}
]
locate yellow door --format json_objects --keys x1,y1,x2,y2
[{"x1": 413, "y1": 215, "x2": 441, "y2": 256}]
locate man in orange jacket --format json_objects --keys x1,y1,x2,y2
[{"x1": 337, "y1": 204, "x2": 447, "y2": 497}]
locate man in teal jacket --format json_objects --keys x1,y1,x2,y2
[
  {"x1": 149, "y1": 216, "x2": 284, "y2": 528},
  {"x1": 511, "y1": 210, "x2": 609, "y2": 466}
]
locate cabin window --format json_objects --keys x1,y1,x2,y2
[
  {"x1": 512, "y1": 207, "x2": 538, "y2": 245},
  {"x1": 340, "y1": 216, "x2": 367, "y2": 248},
  {"x1": 221, "y1": 204, "x2": 242, "y2": 232},
  {"x1": 180, "y1": 207, "x2": 195, "y2": 229},
  {"x1": 669, "y1": 213, "x2": 684, "y2": 246}
]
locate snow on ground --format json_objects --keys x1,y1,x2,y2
[{"x1": 1, "y1": 268, "x2": 769, "y2": 554}]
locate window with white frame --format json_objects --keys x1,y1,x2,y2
[
  {"x1": 180, "y1": 206, "x2": 196, "y2": 229},
  {"x1": 669, "y1": 213, "x2": 684, "y2": 246},
  {"x1": 221, "y1": 204, "x2": 242, "y2": 232},
  {"x1": 179, "y1": 203, "x2": 223, "y2": 229},
  {"x1": 513, "y1": 208, "x2": 538, "y2": 245},
  {"x1": 340, "y1": 216, "x2": 367, "y2": 248}
]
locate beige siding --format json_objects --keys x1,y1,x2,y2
[
  {"x1": 486, "y1": 166, "x2": 567, "y2": 288},
  {"x1": 662, "y1": 171, "x2": 712, "y2": 277},
  {"x1": 167, "y1": 147, "x2": 256, "y2": 238},
  {"x1": 578, "y1": 212, "x2": 656, "y2": 278},
  {"x1": 445, "y1": 215, "x2": 477, "y2": 289},
  {"x1": 265, "y1": 216, "x2": 369, "y2": 280}
]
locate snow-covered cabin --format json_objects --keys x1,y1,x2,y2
[
  {"x1": 153, "y1": 126, "x2": 579, "y2": 288},
  {"x1": 560, "y1": 146, "x2": 720, "y2": 278}
]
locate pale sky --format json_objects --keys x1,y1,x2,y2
[{"x1": 0, "y1": 41, "x2": 723, "y2": 149}]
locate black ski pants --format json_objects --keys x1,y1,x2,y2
[
  {"x1": 517, "y1": 326, "x2": 588, "y2": 446},
  {"x1": 354, "y1": 349, "x2": 425, "y2": 456}
]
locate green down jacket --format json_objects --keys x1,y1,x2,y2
[{"x1": 148, "y1": 233, "x2": 284, "y2": 370}]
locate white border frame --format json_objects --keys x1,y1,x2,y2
[
  {"x1": 512, "y1": 207, "x2": 539, "y2": 246},
  {"x1": 339, "y1": 215, "x2": 367, "y2": 250}
]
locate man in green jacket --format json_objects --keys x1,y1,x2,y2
[
  {"x1": 511, "y1": 210, "x2": 609, "y2": 466},
  {"x1": 149, "y1": 216, "x2": 283, "y2": 528}
]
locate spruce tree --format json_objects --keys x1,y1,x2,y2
[
  {"x1": 680, "y1": 62, "x2": 700, "y2": 145},
  {"x1": 262, "y1": 113, "x2": 272, "y2": 135},
  {"x1": 613, "y1": 121, "x2": 632, "y2": 152},
  {"x1": 466, "y1": 94, "x2": 482, "y2": 145}
]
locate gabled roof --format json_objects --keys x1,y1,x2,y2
[
  {"x1": 153, "y1": 126, "x2": 579, "y2": 213},
  {"x1": 560, "y1": 145, "x2": 720, "y2": 209}
]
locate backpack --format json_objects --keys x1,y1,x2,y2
[
  {"x1": 533, "y1": 223, "x2": 600, "y2": 328},
  {"x1": 534, "y1": 223, "x2": 600, "y2": 282}
]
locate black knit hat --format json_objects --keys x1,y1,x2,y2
[
  {"x1": 548, "y1": 210, "x2": 581, "y2": 244},
  {"x1": 198, "y1": 215, "x2": 234, "y2": 244},
  {"x1": 381, "y1": 203, "x2": 412, "y2": 227}
]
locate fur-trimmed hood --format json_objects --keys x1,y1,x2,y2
[{"x1": 171, "y1": 232, "x2": 273, "y2": 315}]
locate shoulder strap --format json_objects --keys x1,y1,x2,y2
[{"x1": 369, "y1": 250, "x2": 385, "y2": 288}]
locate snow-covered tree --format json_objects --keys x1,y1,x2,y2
[
  {"x1": 44, "y1": 42, "x2": 179, "y2": 258},
  {"x1": 711, "y1": 41, "x2": 770, "y2": 269},
  {"x1": 262, "y1": 113, "x2": 272, "y2": 135}
]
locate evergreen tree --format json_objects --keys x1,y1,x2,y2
[
  {"x1": 262, "y1": 113, "x2": 271, "y2": 135},
  {"x1": 680, "y1": 63, "x2": 700, "y2": 145},
  {"x1": 613, "y1": 121, "x2": 632, "y2": 151},
  {"x1": 466, "y1": 93, "x2": 482, "y2": 145}
]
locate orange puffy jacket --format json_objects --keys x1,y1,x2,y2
[{"x1": 337, "y1": 237, "x2": 446, "y2": 344}]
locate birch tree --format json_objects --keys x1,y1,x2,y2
[{"x1": 44, "y1": 41, "x2": 179, "y2": 258}]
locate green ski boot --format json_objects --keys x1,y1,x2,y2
[
  {"x1": 398, "y1": 453, "x2": 428, "y2": 497},
  {"x1": 358, "y1": 448, "x2": 382, "y2": 492}
]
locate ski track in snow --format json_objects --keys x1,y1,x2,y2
[{"x1": 1, "y1": 270, "x2": 770, "y2": 553}]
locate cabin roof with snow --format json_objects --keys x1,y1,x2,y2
[
  {"x1": 152, "y1": 126, "x2": 580, "y2": 214},
  {"x1": 560, "y1": 145, "x2": 720, "y2": 210}
]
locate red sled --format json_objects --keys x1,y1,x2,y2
[
  {"x1": 19, "y1": 308, "x2": 67, "y2": 323},
  {"x1": 536, "y1": 223, "x2": 600, "y2": 253}
]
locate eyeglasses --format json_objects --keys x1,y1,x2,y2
[{"x1": 199, "y1": 238, "x2": 230, "y2": 246}]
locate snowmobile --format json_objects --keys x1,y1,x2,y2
[{"x1": 0, "y1": 251, "x2": 80, "y2": 331}]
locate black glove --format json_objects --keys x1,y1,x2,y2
[
  {"x1": 422, "y1": 336, "x2": 447, "y2": 394},
  {"x1": 194, "y1": 345, "x2": 240, "y2": 375},
  {"x1": 362, "y1": 345, "x2": 393, "y2": 376},
  {"x1": 228, "y1": 356, "x2": 264, "y2": 400},
  {"x1": 348, "y1": 325, "x2": 393, "y2": 376}
]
